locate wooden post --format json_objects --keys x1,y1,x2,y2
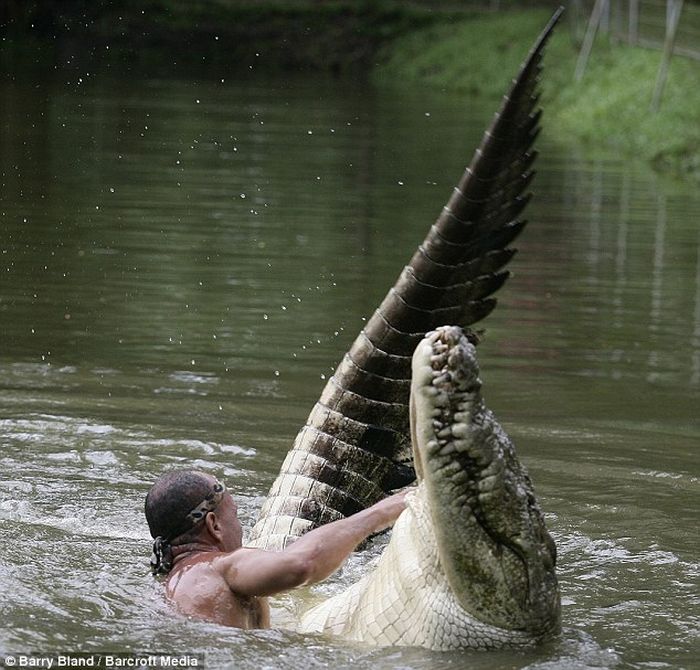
[
  {"x1": 651, "y1": 0, "x2": 685, "y2": 112},
  {"x1": 575, "y1": 0, "x2": 609, "y2": 81},
  {"x1": 628, "y1": 0, "x2": 640, "y2": 44}
]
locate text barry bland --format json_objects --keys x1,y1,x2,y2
[{"x1": 6, "y1": 656, "x2": 200, "y2": 668}]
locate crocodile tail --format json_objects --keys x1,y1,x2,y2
[{"x1": 248, "y1": 9, "x2": 563, "y2": 549}]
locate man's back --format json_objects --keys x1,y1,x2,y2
[{"x1": 165, "y1": 552, "x2": 270, "y2": 629}]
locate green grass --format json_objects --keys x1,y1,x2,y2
[
  {"x1": 5, "y1": 3, "x2": 698, "y2": 177},
  {"x1": 373, "y1": 9, "x2": 700, "y2": 180}
]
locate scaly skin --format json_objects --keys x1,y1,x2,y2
[
  {"x1": 247, "y1": 9, "x2": 565, "y2": 552},
  {"x1": 298, "y1": 326, "x2": 560, "y2": 649}
]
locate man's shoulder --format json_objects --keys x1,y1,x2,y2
[
  {"x1": 209, "y1": 546, "x2": 270, "y2": 573},
  {"x1": 167, "y1": 552, "x2": 231, "y2": 584}
]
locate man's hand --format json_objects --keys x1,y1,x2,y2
[{"x1": 362, "y1": 491, "x2": 408, "y2": 533}]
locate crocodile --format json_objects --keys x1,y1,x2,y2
[
  {"x1": 298, "y1": 326, "x2": 560, "y2": 648},
  {"x1": 248, "y1": 9, "x2": 563, "y2": 649}
]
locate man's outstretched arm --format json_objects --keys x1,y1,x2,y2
[{"x1": 221, "y1": 492, "x2": 407, "y2": 597}]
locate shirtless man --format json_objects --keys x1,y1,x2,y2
[{"x1": 145, "y1": 469, "x2": 406, "y2": 629}]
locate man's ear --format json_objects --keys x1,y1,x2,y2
[{"x1": 204, "y1": 511, "x2": 223, "y2": 541}]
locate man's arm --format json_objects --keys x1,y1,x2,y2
[{"x1": 219, "y1": 492, "x2": 407, "y2": 597}]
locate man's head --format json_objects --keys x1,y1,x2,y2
[{"x1": 145, "y1": 469, "x2": 242, "y2": 574}]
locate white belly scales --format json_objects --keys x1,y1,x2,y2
[{"x1": 298, "y1": 489, "x2": 534, "y2": 650}]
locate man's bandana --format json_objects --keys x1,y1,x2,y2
[
  {"x1": 150, "y1": 478, "x2": 227, "y2": 575},
  {"x1": 185, "y1": 480, "x2": 226, "y2": 523}
]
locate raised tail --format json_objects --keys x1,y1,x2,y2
[{"x1": 249, "y1": 9, "x2": 563, "y2": 549}]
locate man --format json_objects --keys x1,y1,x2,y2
[{"x1": 145, "y1": 469, "x2": 406, "y2": 629}]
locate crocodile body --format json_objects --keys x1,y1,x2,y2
[
  {"x1": 248, "y1": 9, "x2": 563, "y2": 650},
  {"x1": 298, "y1": 327, "x2": 560, "y2": 649}
]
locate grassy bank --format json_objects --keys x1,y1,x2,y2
[
  {"x1": 3, "y1": 3, "x2": 698, "y2": 178},
  {"x1": 373, "y1": 10, "x2": 700, "y2": 180}
]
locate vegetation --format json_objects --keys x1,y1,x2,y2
[
  {"x1": 2, "y1": 3, "x2": 698, "y2": 178},
  {"x1": 373, "y1": 9, "x2": 700, "y2": 180}
]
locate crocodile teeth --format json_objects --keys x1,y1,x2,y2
[
  {"x1": 440, "y1": 442, "x2": 457, "y2": 455},
  {"x1": 433, "y1": 372, "x2": 451, "y2": 386}
]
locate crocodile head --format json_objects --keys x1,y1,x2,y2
[{"x1": 410, "y1": 325, "x2": 560, "y2": 637}]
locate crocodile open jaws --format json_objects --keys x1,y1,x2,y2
[{"x1": 297, "y1": 326, "x2": 560, "y2": 649}]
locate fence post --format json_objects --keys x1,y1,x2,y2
[
  {"x1": 628, "y1": 0, "x2": 640, "y2": 44},
  {"x1": 575, "y1": 0, "x2": 609, "y2": 81},
  {"x1": 651, "y1": 0, "x2": 685, "y2": 112}
]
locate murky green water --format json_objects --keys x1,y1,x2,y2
[{"x1": 1, "y1": 61, "x2": 698, "y2": 670}]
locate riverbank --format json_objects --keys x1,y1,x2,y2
[
  {"x1": 2, "y1": 3, "x2": 698, "y2": 179},
  {"x1": 373, "y1": 9, "x2": 700, "y2": 180}
]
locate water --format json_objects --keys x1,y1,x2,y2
[{"x1": 1, "y1": 61, "x2": 698, "y2": 670}]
